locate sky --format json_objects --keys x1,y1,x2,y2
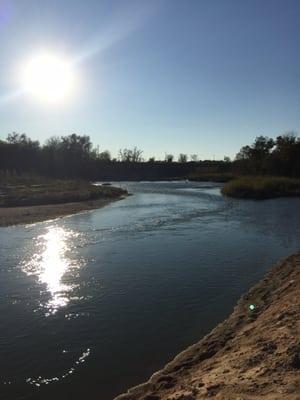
[{"x1": 0, "y1": 0, "x2": 300, "y2": 160}]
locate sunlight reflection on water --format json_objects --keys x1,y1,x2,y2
[
  {"x1": 22, "y1": 226, "x2": 81, "y2": 315},
  {"x1": 25, "y1": 347, "x2": 91, "y2": 387}
]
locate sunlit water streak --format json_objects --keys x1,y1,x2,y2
[
  {"x1": 25, "y1": 348, "x2": 91, "y2": 387},
  {"x1": 21, "y1": 226, "x2": 82, "y2": 315},
  {"x1": 3, "y1": 348, "x2": 91, "y2": 388}
]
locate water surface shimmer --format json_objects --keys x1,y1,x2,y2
[{"x1": 0, "y1": 181, "x2": 299, "y2": 400}]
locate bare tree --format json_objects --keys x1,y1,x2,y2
[
  {"x1": 118, "y1": 147, "x2": 143, "y2": 162},
  {"x1": 7, "y1": 132, "x2": 40, "y2": 149},
  {"x1": 178, "y1": 153, "x2": 188, "y2": 163},
  {"x1": 190, "y1": 154, "x2": 198, "y2": 162},
  {"x1": 132, "y1": 147, "x2": 143, "y2": 162}
]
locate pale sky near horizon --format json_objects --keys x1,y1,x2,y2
[{"x1": 0, "y1": 0, "x2": 299, "y2": 160}]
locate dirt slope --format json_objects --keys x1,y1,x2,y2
[{"x1": 115, "y1": 253, "x2": 300, "y2": 400}]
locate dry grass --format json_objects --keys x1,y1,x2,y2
[
  {"x1": 222, "y1": 176, "x2": 300, "y2": 199},
  {"x1": 0, "y1": 174, "x2": 126, "y2": 207}
]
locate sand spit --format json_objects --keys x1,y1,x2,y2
[{"x1": 0, "y1": 196, "x2": 126, "y2": 227}]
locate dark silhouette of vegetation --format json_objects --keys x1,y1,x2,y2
[
  {"x1": 0, "y1": 131, "x2": 299, "y2": 183},
  {"x1": 0, "y1": 133, "x2": 229, "y2": 180},
  {"x1": 98, "y1": 150, "x2": 111, "y2": 161},
  {"x1": 233, "y1": 133, "x2": 300, "y2": 177},
  {"x1": 220, "y1": 132, "x2": 300, "y2": 199},
  {"x1": 190, "y1": 154, "x2": 198, "y2": 162},
  {"x1": 118, "y1": 147, "x2": 143, "y2": 162},
  {"x1": 165, "y1": 153, "x2": 174, "y2": 163},
  {"x1": 178, "y1": 153, "x2": 188, "y2": 163}
]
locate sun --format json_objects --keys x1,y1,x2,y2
[{"x1": 22, "y1": 52, "x2": 75, "y2": 103}]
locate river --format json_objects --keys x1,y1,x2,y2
[{"x1": 0, "y1": 181, "x2": 299, "y2": 400}]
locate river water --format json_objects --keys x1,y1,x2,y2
[{"x1": 0, "y1": 181, "x2": 299, "y2": 400}]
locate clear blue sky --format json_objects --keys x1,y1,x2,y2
[{"x1": 0, "y1": 0, "x2": 299, "y2": 160}]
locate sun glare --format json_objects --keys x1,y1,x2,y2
[{"x1": 22, "y1": 53, "x2": 75, "y2": 103}]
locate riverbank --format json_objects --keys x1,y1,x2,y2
[
  {"x1": 0, "y1": 196, "x2": 128, "y2": 227},
  {"x1": 0, "y1": 177, "x2": 127, "y2": 226},
  {"x1": 115, "y1": 252, "x2": 300, "y2": 400}
]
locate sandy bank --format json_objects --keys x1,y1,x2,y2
[
  {"x1": 115, "y1": 253, "x2": 300, "y2": 400},
  {"x1": 0, "y1": 196, "x2": 126, "y2": 227}
]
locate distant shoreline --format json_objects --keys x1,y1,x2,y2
[
  {"x1": 115, "y1": 252, "x2": 300, "y2": 400},
  {"x1": 0, "y1": 196, "x2": 126, "y2": 227}
]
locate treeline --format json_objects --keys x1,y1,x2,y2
[
  {"x1": 234, "y1": 133, "x2": 300, "y2": 177},
  {"x1": 0, "y1": 133, "x2": 228, "y2": 180},
  {"x1": 0, "y1": 131, "x2": 299, "y2": 180}
]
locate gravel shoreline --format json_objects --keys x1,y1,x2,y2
[{"x1": 0, "y1": 196, "x2": 126, "y2": 227}]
